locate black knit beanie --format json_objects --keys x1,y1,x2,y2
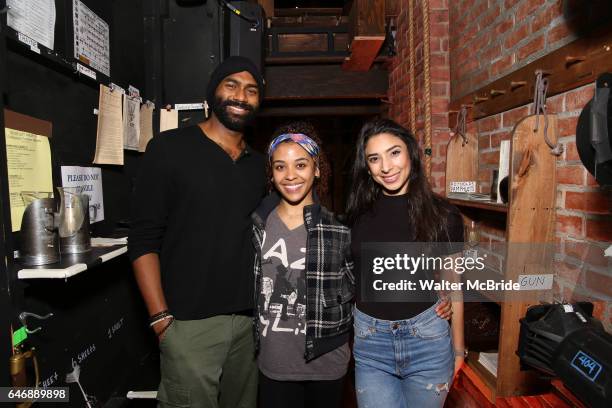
[{"x1": 206, "y1": 56, "x2": 265, "y2": 106}]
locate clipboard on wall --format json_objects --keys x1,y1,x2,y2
[
  {"x1": 4, "y1": 110, "x2": 52, "y2": 138},
  {"x1": 3, "y1": 110, "x2": 53, "y2": 231}
]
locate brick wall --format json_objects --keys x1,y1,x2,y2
[
  {"x1": 449, "y1": 0, "x2": 611, "y2": 98},
  {"x1": 388, "y1": 0, "x2": 612, "y2": 329},
  {"x1": 388, "y1": 0, "x2": 450, "y2": 192}
]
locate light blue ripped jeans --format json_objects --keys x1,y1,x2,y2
[{"x1": 353, "y1": 303, "x2": 454, "y2": 408}]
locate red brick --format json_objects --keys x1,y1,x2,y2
[
  {"x1": 558, "y1": 116, "x2": 579, "y2": 137},
  {"x1": 490, "y1": 131, "x2": 511, "y2": 148},
  {"x1": 479, "y1": 6, "x2": 500, "y2": 30},
  {"x1": 532, "y1": 3, "x2": 557, "y2": 33},
  {"x1": 495, "y1": 16, "x2": 514, "y2": 35},
  {"x1": 547, "y1": 93, "x2": 564, "y2": 114},
  {"x1": 481, "y1": 44, "x2": 502, "y2": 62},
  {"x1": 516, "y1": 0, "x2": 545, "y2": 21},
  {"x1": 566, "y1": 240, "x2": 610, "y2": 268},
  {"x1": 547, "y1": 22, "x2": 572, "y2": 44},
  {"x1": 586, "y1": 218, "x2": 612, "y2": 241},
  {"x1": 431, "y1": 66, "x2": 450, "y2": 81},
  {"x1": 565, "y1": 191, "x2": 611, "y2": 214},
  {"x1": 585, "y1": 269, "x2": 612, "y2": 298},
  {"x1": 554, "y1": 260, "x2": 583, "y2": 283},
  {"x1": 431, "y1": 82, "x2": 449, "y2": 98},
  {"x1": 480, "y1": 150, "x2": 500, "y2": 166},
  {"x1": 431, "y1": 9, "x2": 449, "y2": 23},
  {"x1": 586, "y1": 173, "x2": 599, "y2": 186},
  {"x1": 478, "y1": 168, "x2": 492, "y2": 183},
  {"x1": 504, "y1": 24, "x2": 530, "y2": 49},
  {"x1": 502, "y1": 106, "x2": 530, "y2": 128},
  {"x1": 477, "y1": 115, "x2": 502, "y2": 133},
  {"x1": 478, "y1": 135, "x2": 490, "y2": 150},
  {"x1": 565, "y1": 85, "x2": 594, "y2": 111},
  {"x1": 504, "y1": 0, "x2": 521, "y2": 9},
  {"x1": 517, "y1": 34, "x2": 545, "y2": 59},
  {"x1": 556, "y1": 214, "x2": 584, "y2": 237},
  {"x1": 491, "y1": 55, "x2": 513, "y2": 77},
  {"x1": 565, "y1": 141, "x2": 580, "y2": 161},
  {"x1": 556, "y1": 165, "x2": 585, "y2": 185}
]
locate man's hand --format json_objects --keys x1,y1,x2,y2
[{"x1": 435, "y1": 298, "x2": 452, "y2": 320}]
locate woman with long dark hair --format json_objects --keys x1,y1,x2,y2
[{"x1": 346, "y1": 119, "x2": 465, "y2": 407}]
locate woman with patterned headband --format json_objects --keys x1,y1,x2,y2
[{"x1": 251, "y1": 121, "x2": 354, "y2": 408}]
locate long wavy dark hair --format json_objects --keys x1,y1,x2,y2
[
  {"x1": 267, "y1": 121, "x2": 331, "y2": 207},
  {"x1": 346, "y1": 119, "x2": 451, "y2": 242}
]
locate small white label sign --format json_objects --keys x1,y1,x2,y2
[
  {"x1": 76, "y1": 63, "x2": 97, "y2": 80},
  {"x1": 450, "y1": 181, "x2": 476, "y2": 193},
  {"x1": 175, "y1": 103, "x2": 205, "y2": 111},
  {"x1": 518, "y1": 274, "x2": 554, "y2": 290}
]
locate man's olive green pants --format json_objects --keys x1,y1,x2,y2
[{"x1": 157, "y1": 314, "x2": 257, "y2": 408}]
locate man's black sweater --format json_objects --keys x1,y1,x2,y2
[{"x1": 128, "y1": 126, "x2": 267, "y2": 320}]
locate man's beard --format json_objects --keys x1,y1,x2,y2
[{"x1": 212, "y1": 97, "x2": 256, "y2": 132}]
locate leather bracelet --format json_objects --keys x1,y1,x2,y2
[
  {"x1": 149, "y1": 310, "x2": 170, "y2": 324},
  {"x1": 149, "y1": 314, "x2": 174, "y2": 327},
  {"x1": 454, "y1": 349, "x2": 468, "y2": 358}
]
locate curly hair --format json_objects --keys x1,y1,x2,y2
[{"x1": 268, "y1": 120, "x2": 331, "y2": 206}]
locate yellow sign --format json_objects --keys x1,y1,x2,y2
[{"x1": 5, "y1": 128, "x2": 53, "y2": 231}]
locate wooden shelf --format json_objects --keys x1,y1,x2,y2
[
  {"x1": 15, "y1": 244, "x2": 127, "y2": 280},
  {"x1": 445, "y1": 115, "x2": 557, "y2": 398},
  {"x1": 448, "y1": 198, "x2": 508, "y2": 213}
]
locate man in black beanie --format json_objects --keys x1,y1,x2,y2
[{"x1": 129, "y1": 56, "x2": 266, "y2": 408}]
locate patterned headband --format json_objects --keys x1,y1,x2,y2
[{"x1": 267, "y1": 133, "x2": 320, "y2": 160}]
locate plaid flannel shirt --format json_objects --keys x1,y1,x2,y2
[{"x1": 251, "y1": 194, "x2": 355, "y2": 361}]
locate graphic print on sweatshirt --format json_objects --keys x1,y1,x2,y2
[{"x1": 258, "y1": 210, "x2": 307, "y2": 338}]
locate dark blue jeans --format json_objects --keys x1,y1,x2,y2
[{"x1": 353, "y1": 303, "x2": 454, "y2": 408}]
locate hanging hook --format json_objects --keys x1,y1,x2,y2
[
  {"x1": 19, "y1": 311, "x2": 54, "y2": 334},
  {"x1": 533, "y1": 70, "x2": 563, "y2": 156}
]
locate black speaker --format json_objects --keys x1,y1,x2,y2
[{"x1": 223, "y1": 1, "x2": 264, "y2": 72}]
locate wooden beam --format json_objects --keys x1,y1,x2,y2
[
  {"x1": 349, "y1": 0, "x2": 385, "y2": 37},
  {"x1": 343, "y1": 0, "x2": 386, "y2": 71},
  {"x1": 258, "y1": 0, "x2": 274, "y2": 17},
  {"x1": 264, "y1": 63, "x2": 388, "y2": 100},
  {"x1": 342, "y1": 36, "x2": 385, "y2": 71},
  {"x1": 386, "y1": 0, "x2": 399, "y2": 17}
]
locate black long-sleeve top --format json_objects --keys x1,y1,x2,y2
[
  {"x1": 128, "y1": 126, "x2": 267, "y2": 320},
  {"x1": 351, "y1": 193, "x2": 464, "y2": 321}
]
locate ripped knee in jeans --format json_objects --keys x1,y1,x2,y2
[{"x1": 426, "y1": 382, "x2": 449, "y2": 395}]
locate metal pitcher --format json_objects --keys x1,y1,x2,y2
[
  {"x1": 19, "y1": 192, "x2": 59, "y2": 266},
  {"x1": 56, "y1": 186, "x2": 93, "y2": 254}
]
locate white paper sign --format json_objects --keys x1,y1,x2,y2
[
  {"x1": 60, "y1": 166, "x2": 104, "y2": 223},
  {"x1": 449, "y1": 181, "x2": 476, "y2": 193},
  {"x1": 497, "y1": 140, "x2": 510, "y2": 203},
  {"x1": 7, "y1": 0, "x2": 56, "y2": 50},
  {"x1": 73, "y1": 0, "x2": 110, "y2": 76},
  {"x1": 123, "y1": 95, "x2": 141, "y2": 151},
  {"x1": 518, "y1": 274, "x2": 554, "y2": 290}
]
